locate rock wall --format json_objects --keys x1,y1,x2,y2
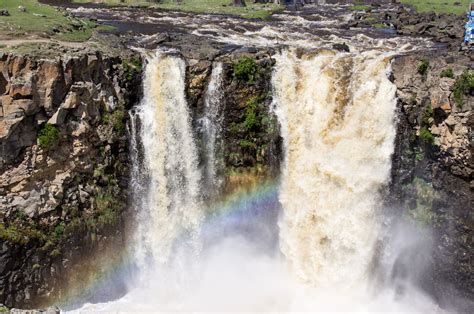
[
  {"x1": 186, "y1": 50, "x2": 281, "y2": 195},
  {"x1": 0, "y1": 51, "x2": 142, "y2": 308},
  {"x1": 0, "y1": 44, "x2": 471, "y2": 311},
  {"x1": 390, "y1": 52, "x2": 473, "y2": 310}
]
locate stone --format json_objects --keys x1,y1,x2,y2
[
  {"x1": 0, "y1": 9, "x2": 10, "y2": 16},
  {"x1": 17, "y1": 6, "x2": 26, "y2": 12},
  {"x1": 0, "y1": 117, "x2": 24, "y2": 139},
  {"x1": 47, "y1": 108, "x2": 68, "y2": 125}
]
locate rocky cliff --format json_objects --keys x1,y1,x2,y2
[
  {"x1": 0, "y1": 44, "x2": 472, "y2": 310},
  {"x1": 390, "y1": 52, "x2": 473, "y2": 309},
  {"x1": 0, "y1": 50, "x2": 142, "y2": 308}
]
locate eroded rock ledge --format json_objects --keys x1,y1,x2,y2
[
  {"x1": 0, "y1": 44, "x2": 471, "y2": 310},
  {"x1": 0, "y1": 50, "x2": 142, "y2": 308}
]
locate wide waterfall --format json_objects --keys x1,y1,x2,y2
[
  {"x1": 74, "y1": 49, "x2": 441, "y2": 312},
  {"x1": 134, "y1": 51, "x2": 203, "y2": 269},
  {"x1": 273, "y1": 49, "x2": 397, "y2": 288}
]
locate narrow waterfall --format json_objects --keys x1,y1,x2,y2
[
  {"x1": 273, "y1": 49, "x2": 397, "y2": 288},
  {"x1": 201, "y1": 62, "x2": 224, "y2": 198},
  {"x1": 134, "y1": 51, "x2": 203, "y2": 268}
]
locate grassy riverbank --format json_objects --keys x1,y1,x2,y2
[
  {"x1": 72, "y1": 0, "x2": 282, "y2": 19},
  {"x1": 0, "y1": 0, "x2": 101, "y2": 41},
  {"x1": 399, "y1": 0, "x2": 471, "y2": 15}
]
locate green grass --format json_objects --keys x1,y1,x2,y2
[
  {"x1": 0, "y1": 0, "x2": 98, "y2": 41},
  {"x1": 400, "y1": 0, "x2": 471, "y2": 15},
  {"x1": 349, "y1": 4, "x2": 372, "y2": 11},
  {"x1": 72, "y1": 0, "x2": 282, "y2": 19}
]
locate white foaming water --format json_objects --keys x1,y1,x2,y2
[
  {"x1": 200, "y1": 62, "x2": 224, "y2": 197},
  {"x1": 72, "y1": 49, "x2": 444, "y2": 313},
  {"x1": 273, "y1": 49, "x2": 397, "y2": 288},
  {"x1": 134, "y1": 51, "x2": 203, "y2": 269}
]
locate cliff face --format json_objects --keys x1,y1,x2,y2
[
  {"x1": 0, "y1": 51, "x2": 142, "y2": 308},
  {"x1": 0, "y1": 46, "x2": 471, "y2": 310},
  {"x1": 390, "y1": 53, "x2": 473, "y2": 307}
]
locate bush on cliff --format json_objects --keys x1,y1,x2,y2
[
  {"x1": 439, "y1": 68, "x2": 454, "y2": 79},
  {"x1": 233, "y1": 57, "x2": 258, "y2": 83},
  {"x1": 417, "y1": 59, "x2": 429, "y2": 76},
  {"x1": 453, "y1": 69, "x2": 474, "y2": 108},
  {"x1": 37, "y1": 123, "x2": 60, "y2": 150}
]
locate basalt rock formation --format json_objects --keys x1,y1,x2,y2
[
  {"x1": 0, "y1": 42, "x2": 472, "y2": 310},
  {"x1": 0, "y1": 50, "x2": 142, "y2": 308},
  {"x1": 390, "y1": 52, "x2": 473, "y2": 309}
]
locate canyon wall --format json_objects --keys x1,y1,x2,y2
[
  {"x1": 0, "y1": 47, "x2": 471, "y2": 309},
  {"x1": 0, "y1": 51, "x2": 142, "y2": 308}
]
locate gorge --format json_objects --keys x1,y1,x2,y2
[{"x1": 0, "y1": 1, "x2": 472, "y2": 312}]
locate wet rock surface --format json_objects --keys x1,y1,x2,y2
[
  {"x1": 0, "y1": 50, "x2": 142, "y2": 308},
  {"x1": 390, "y1": 52, "x2": 473, "y2": 310},
  {"x1": 0, "y1": 0, "x2": 472, "y2": 311}
]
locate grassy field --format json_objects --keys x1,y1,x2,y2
[
  {"x1": 72, "y1": 0, "x2": 282, "y2": 19},
  {"x1": 399, "y1": 0, "x2": 471, "y2": 15},
  {"x1": 0, "y1": 0, "x2": 98, "y2": 41}
]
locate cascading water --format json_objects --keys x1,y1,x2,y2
[
  {"x1": 273, "y1": 49, "x2": 397, "y2": 288},
  {"x1": 74, "y1": 49, "x2": 442, "y2": 312},
  {"x1": 200, "y1": 62, "x2": 224, "y2": 198},
  {"x1": 134, "y1": 51, "x2": 203, "y2": 269}
]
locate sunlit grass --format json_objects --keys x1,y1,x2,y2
[
  {"x1": 400, "y1": 0, "x2": 471, "y2": 15},
  {"x1": 0, "y1": 0, "x2": 97, "y2": 41},
  {"x1": 72, "y1": 0, "x2": 282, "y2": 19}
]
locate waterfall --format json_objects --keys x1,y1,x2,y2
[
  {"x1": 273, "y1": 49, "x2": 397, "y2": 288},
  {"x1": 201, "y1": 62, "x2": 224, "y2": 198},
  {"x1": 133, "y1": 51, "x2": 203, "y2": 268}
]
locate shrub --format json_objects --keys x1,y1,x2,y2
[
  {"x1": 122, "y1": 57, "x2": 142, "y2": 82},
  {"x1": 233, "y1": 57, "x2": 258, "y2": 83},
  {"x1": 111, "y1": 108, "x2": 126, "y2": 134},
  {"x1": 419, "y1": 127, "x2": 434, "y2": 144},
  {"x1": 417, "y1": 59, "x2": 429, "y2": 76},
  {"x1": 239, "y1": 139, "x2": 257, "y2": 149},
  {"x1": 243, "y1": 99, "x2": 259, "y2": 130},
  {"x1": 439, "y1": 68, "x2": 454, "y2": 79},
  {"x1": 452, "y1": 69, "x2": 474, "y2": 108},
  {"x1": 38, "y1": 124, "x2": 60, "y2": 150}
]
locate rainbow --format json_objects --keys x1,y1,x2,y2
[{"x1": 59, "y1": 177, "x2": 281, "y2": 310}]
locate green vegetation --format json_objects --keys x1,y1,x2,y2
[
  {"x1": 400, "y1": 0, "x2": 470, "y2": 15},
  {"x1": 406, "y1": 177, "x2": 441, "y2": 227},
  {"x1": 73, "y1": 0, "x2": 281, "y2": 19},
  {"x1": 439, "y1": 68, "x2": 454, "y2": 79},
  {"x1": 0, "y1": 222, "x2": 46, "y2": 245},
  {"x1": 37, "y1": 123, "x2": 60, "y2": 150},
  {"x1": 419, "y1": 127, "x2": 435, "y2": 144},
  {"x1": 122, "y1": 57, "x2": 142, "y2": 82},
  {"x1": 350, "y1": 3, "x2": 372, "y2": 11},
  {"x1": 243, "y1": 98, "x2": 259, "y2": 130},
  {"x1": 0, "y1": 305, "x2": 9, "y2": 312},
  {"x1": 0, "y1": 0, "x2": 98, "y2": 41},
  {"x1": 233, "y1": 57, "x2": 258, "y2": 84},
  {"x1": 102, "y1": 106, "x2": 127, "y2": 134},
  {"x1": 417, "y1": 59, "x2": 429, "y2": 76},
  {"x1": 94, "y1": 193, "x2": 121, "y2": 226},
  {"x1": 452, "y1": 69, "x2": 474, "y2": 108},
  {"x1": 239, "y1": 139, "x2": 257, "y2": 149},
  {"x1": 421, "y1": 103, "x2": 433, "y2": 126},
  {"x1": 414, "y1": 147, "x2": 424, "y2": 161}
]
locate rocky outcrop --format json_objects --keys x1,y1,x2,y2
[
  {"x1": 390, "y1": 52, "x2": 473, "y2": 309},
  {"x1": 0, "y1": 51, "x2": 142, "y2": 308},
  {"x1": 186, "y1": 50, "x2": 281, "y2": 194},
  {"x1": 350, "y1": 8, "x2": 465, "y2": 47}
]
